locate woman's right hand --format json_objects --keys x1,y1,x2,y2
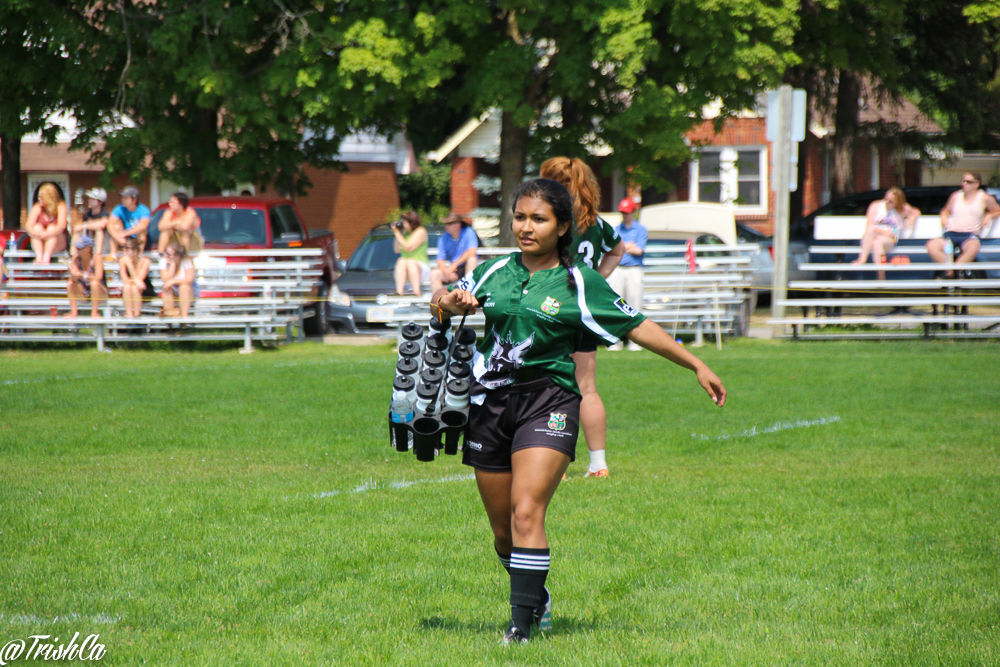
[{"x1": 440, "y1": 289, "x2": 479, "y2": 316}]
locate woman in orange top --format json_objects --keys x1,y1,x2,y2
[{"x1": 26, "y1": 183, "x2": 68, "y2": 264}]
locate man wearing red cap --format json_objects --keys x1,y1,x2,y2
[{"x1": 608, "y1": 197, "x2": 647, "y2": 351}]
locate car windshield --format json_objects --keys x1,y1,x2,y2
[
  {"x1": 347, "y1": 235, "x2": 398, "y2": 271},
  {"x1": 346, "y1": 231, "x2": 442, "y2": 271},
  {"x1": 150, "y1": 207, "x2": 267, "y2": 245}
]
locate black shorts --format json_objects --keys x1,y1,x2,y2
[
  {"x1": 463, "y1": 377, "x2": 580, "y2": 472},
  {"x1": 576, "y1": 337, "x2": 599, "y2": 353},
  {"x1": 944, "y1": 231, "x2": 980, "y2": 250}
]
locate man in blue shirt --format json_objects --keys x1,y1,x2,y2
[
  {"x1": 430, "y1": 213, "x2": 479, "y2": 293},
  {"x1": 109, "y1": 186, "x2": 151, "y2": 255},
  {"x1": 608, "y1": 197, "x2": 647, "y2": 351}
]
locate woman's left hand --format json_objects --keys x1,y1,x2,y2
[{"x1": 696, "y1": 366, "x2": 726, "y2": 407}]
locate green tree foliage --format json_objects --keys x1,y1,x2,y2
[
  {"x1": 96, "y1": 1, "x2": 464, "y2": 196},
  {"x1": 397, "y1": 158, "x2": 451, "y2": 224},
  {"x1": 0, "y1": 0, "x2": 110, "y2": 228},
  {"x1": 419, "y1": 0, "x2": 798, "y2": 243},
  {"x1": 897, "y1": 0, "x2": 1000, "y2": 150}
]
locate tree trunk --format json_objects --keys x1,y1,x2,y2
[
  {"x1": 831, "y1": 70, "x2": 860, "y2": 200},
  {"x1": 497, "y1": 110, "x2": 529, "y2": 248},
  {"x1": 1, "y1": 133, "x2": 22, "y2": 230}
]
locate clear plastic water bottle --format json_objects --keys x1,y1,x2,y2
[
  {"x1": 390, "y1": 390, "x2": 414, "y2": 424},
  {"x1": 7, "y1": 235, "x2": 16, "y2": 252}
]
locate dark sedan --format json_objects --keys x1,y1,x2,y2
[{"x1": 327, "y1": 224, "x2": 444, "y2": 333}]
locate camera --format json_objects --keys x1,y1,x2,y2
[{"x1": 392, "y1": 220, "x2": 404, "y2": 230}]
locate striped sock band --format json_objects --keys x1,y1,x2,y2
[{"x1": 509, "y1": 547, "x2": 550, "y2": 636}]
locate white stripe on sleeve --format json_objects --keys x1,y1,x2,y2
[{"x1": 572, "y1": 266, "x2": 619, "y2": 344}]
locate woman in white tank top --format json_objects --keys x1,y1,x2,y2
[{"x1": 853, "y1": 187, "x2": 920, "y2": 278}]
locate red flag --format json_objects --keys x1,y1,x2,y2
[{"x1": 685, "y1": 238, "x2": 697, "y2": 274}]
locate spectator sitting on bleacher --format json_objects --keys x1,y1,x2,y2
[
  {"x1": 108, "y1": 186, "x2": 151, "y2": 256},
  {"x1": 26, "y1": 183, "x2": 68, "y2": 264},
  {"x1": 159, "y1": 242, "x2": 199, "y2": 318},
  {"x1": 156, "y1": 192, "x2": 203, "y2": 256},
  {"x1": 391, "y1": 211, "x2": 429, "y2": 297},
  {"x1": 926, "y1": 172, "x2": 1000, "y2": 278},
  {"x1": 852, "y1": 187, "x2": 920, "y2": 279},
  {"x1": 63, "y1": 236, "x2": 107, "y2": 319},
  {"x1": 430, "y1": 213, "x2": 479, "y2": 294},
  {"x1": 73, "y1": 188, "x2": 110, "y2": 260},
  {"x1": 119, "y1": 238, "x2": 153, "y2": 318}
]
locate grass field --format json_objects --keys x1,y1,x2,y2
[{"x1": 1, "y1": 339, "x2": 998, "y2": 666}]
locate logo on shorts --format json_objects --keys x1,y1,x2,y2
[
  {"x1": 541, "y1": 297, "x2": 561, "y2": 315},
  {"x1": 467, "y1": 440, "x2": 483, "y2": 451},
  {"x1": 614, "y1": 297, "x2": 639, "y2": 317},
  {"x1": 547, "y1": 413, "x2": 567, "y2": 431}
]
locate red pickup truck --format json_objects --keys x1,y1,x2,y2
[{"x1": 149, "y1": 196, "x2": 341, "y2": 335}]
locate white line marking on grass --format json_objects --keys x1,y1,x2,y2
[
  {"x1": 0, "y1": 613, "x2": 119, "y2": 626},
  {"x1": 0, "y1": 357, "x2": 391, "y2": 389},
  {"x1": 692, "y1": 416, "x2": 841, "y2": 442},
  {"x1": 313, "y1": 473, "x2": 475, "y2": 499}
]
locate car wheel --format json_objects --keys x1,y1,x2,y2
[{"x1": 303, "y1": 282, "x2": 331, "y2": 336}]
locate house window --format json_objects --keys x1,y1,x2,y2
[{"x1": 690, "y1": 147, "x2": 767, "y2": 211}]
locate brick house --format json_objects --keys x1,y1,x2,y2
[
  {"x1": 0, "y1": 126, "x2": 414, "y2": 256},
  {"x1": 431, "y1": 90, "x2": 963, "y2": 237}
]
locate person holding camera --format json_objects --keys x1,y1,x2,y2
[{"x1": 391, "y1": 211, "x2": 429, "y2": 297}]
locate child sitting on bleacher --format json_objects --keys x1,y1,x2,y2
[
  {"x1": 64, "y1": 236, "x2": 107, "y2": 319},
  {"x1": 159, "y1": 242, "x2": 199, "y2": 318},
  {"x1": 119, "y1": 239, "x2": 153, "y2": 318}
]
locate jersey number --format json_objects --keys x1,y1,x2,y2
[{"x1": 577, "y1": 241, "x2": 595, "y2": 269}]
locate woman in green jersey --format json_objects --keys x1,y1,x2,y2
[
  {"x1": 433, "y1": 178, "x2": 726, "y2": 645},
  {"x1": 540, "y1": 157, "x2": 625, "y2": 478}
]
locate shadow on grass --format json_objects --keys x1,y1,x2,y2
[{"x1": 419, "y1": 615, "x2": 601, "y2": 636}]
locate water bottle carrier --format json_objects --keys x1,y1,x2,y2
[{"x1": 388, "y1": 316, "x2": 474, "y2": 462}]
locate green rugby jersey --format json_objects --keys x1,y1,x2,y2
[
  {"x1": 453, "y1": 253, "x2": 645, "y2": 396},
  {"x1": 572, "y1": 216, "x2": 621, "y2": 270}
]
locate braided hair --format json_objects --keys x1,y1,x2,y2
[{"x1": 511, "y1": 178, "x2": 577, "y2": 291}]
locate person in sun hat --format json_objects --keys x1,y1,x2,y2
[{"x1": 430, "y1": 212, "x2": 480, "y2": 293}]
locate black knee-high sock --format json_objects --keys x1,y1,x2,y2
[
  {"x1": 509, "y1": 547, "x2": 549, "y2": 636},
  {"x1": 495, "y1": 547, "x2": 511, "y2": 574}
]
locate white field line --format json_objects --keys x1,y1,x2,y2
[
  {"x1": 0, "y1": 356, "x2": 391, "y2": 389},
  {"x1": 313, "y1": 473, "x2": 475, "y2": 499},
  {"x1": 0, "y1": 613, "x2": 119, "y2": 626},
  {"x1": 691, "y1": 416, "x2": 841, "y2": 442}
]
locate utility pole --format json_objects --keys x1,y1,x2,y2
[{"x1": 771, "y1": 85, "x2": 793, "y2": 322}]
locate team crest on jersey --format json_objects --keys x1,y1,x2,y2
[
  {"x1": 547, "y1": 413, "x2": 567, "y2": 431},
  {"x1": 455, "y1": 275, "x2": 474, "y2": 292},
  {"x1": 614, "y1": 297, "x2": 639, "y2": 317},
  {"x1": 480, "y1": 331, "x2": 534, "y2": 389},
  {"x1": 541, "y1": 297, "x2": 561, "y2": 315}
]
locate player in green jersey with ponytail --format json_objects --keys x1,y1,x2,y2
[{"x1": 541, "y1": 157, "x2": 625, "y2": 478}]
